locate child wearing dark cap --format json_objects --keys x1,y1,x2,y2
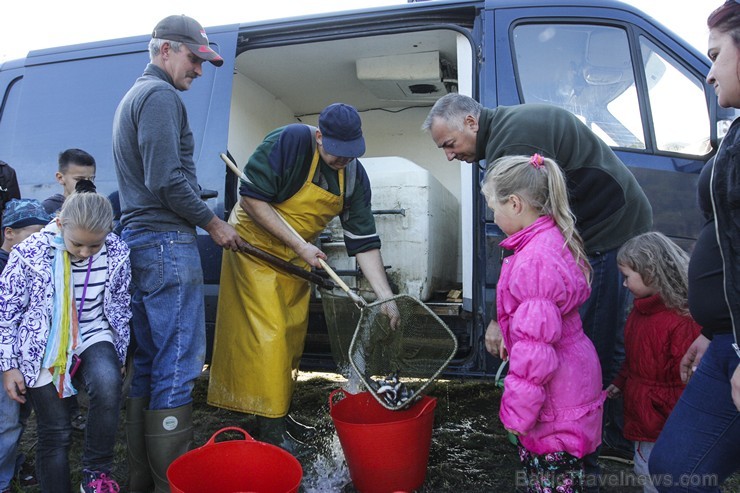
[
  {"x1": 0, "y1": 198, "x2": 52, "y2": 271},
  {"x1": 0, "y1": 198, "x2": 50, "y2": 493}
]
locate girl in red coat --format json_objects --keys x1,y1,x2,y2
[{"x1": 607, "y1": 232, "x2": 701, "y2": 493}]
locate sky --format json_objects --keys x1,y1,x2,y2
[{"x1": 0, "y1": 1, "x2": 721, "y2": 63}]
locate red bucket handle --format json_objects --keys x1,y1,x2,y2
[
  {"x1": 205, "y1": 427, "x2": 256, "y2": 447},
  {"x1": 328, "y1": 387, "x2": 354, "y2": 411}
]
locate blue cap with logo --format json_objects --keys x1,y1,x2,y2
[{"x1": 318, "y1": 103, "x2": 366, "y2": 158}]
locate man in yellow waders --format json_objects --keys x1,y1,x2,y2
[{"x1": 207, "y1": 103, "x2": 397, "y2": 452}]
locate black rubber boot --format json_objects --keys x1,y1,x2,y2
[
  {"x1": 144, "y1": 404, "x2": 193, "y2": 493},
  {"x1": 285, "y1": 413, "x2": 318, "y2": 439},
  {"x1": 125, "y1": 397, "x2": 153, "y2": 493},
  {"x1": 257, "y1": 416, "x2": 309, "y2": 455}
]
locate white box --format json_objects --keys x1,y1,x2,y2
[{"x1": 322, "y1": 156, "x2": 460, "y2": 301}]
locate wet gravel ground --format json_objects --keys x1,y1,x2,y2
[{"x1": 12, "y1": 371, "x2": 740, "y2": 492}]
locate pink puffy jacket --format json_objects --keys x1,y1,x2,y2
[{"x1": 497, "y1": 216, "x2": 605, "y2": 458}]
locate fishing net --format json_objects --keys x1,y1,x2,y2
[
  {"x1": 320, "y1": 289, "x2": 362, "y2": 369},
  {"x1": 344, "y1": 293, "x2": 458, "y2": 411}
]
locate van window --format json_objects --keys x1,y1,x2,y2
[
  {"x1": 512, "y1": 23, "x2": 711, "y2": 157},
  {"x1": 639, "y1": 36, "x2": 711, "y2": 155},
  {"x1": 513, "y1": 24, "x2": 642, "y2": 148}
]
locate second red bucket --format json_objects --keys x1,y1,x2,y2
[
  {"x1": 329, "y1": 388, "x2": 436, "y2": 493},
  {"x1": 167, "y1": 427, "x2": 302, "y2": 493}
]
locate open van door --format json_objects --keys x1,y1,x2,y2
[{"x1": 218, "y1": 3, "x2": 482, "y2": 372}]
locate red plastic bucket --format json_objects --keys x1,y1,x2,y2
[
  {"x1": 329, "y1": 388, "x2": 436, "y2": 493},
  {"x1": 167, "y1": 427, "x2": 302, "y2": 493}
]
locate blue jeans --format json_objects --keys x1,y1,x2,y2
[
  {"x1": 27, "y1": 342, "x2": 122, "y2": 493},
  {"x1": 580, "y1": 249, "x2": 632, "y2": 492},
  {"x1": 0, "y1": 388, "x2": 28, "y2": 490},
  {"x1": 649, "y1": 334, "x2": 740, "y2": 492},
  {"x1": 122, "y1": 229, "x2": 206, "y2": 410}
]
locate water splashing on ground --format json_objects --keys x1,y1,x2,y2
[
  {"x1": 302, "y1": 432, "x2": 351, "y2": 493},
  {"x1": 299, "y1": 364, "x2": 366, "y2": 492}
]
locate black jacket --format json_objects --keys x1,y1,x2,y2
[
  {"x1": 711, "y1": 118, "x2": 740, "y2": 355},
  {"x1": 0, "y1": 160, "x2": 21, "y2": 231}
]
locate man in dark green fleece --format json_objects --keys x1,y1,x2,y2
[{"x1": 423, "y1": 93, "x2": 652, "y2": 488}]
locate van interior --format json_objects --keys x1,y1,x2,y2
[
  {"x1": 227, "y1": 28, "x2": 472, "y2": 297},
  {"x1": 223, "y1": 28, "x2": 474, "y2": 363}
]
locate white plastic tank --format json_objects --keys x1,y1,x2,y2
[{"x1": 321, "y1": 156, "x2": 460, "y2": 301}]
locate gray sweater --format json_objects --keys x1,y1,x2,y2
[{"x1": 112, "y1": 64, "x2": 214, "y2": 234}]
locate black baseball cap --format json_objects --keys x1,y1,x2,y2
[{"x1": 152, "y1": 15, "x2": 224, "y2": 67}]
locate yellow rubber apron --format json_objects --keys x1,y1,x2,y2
[{"x1": 208, "y1": 149, "x2": 343, "y2": 417}]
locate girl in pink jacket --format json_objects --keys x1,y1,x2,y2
[{"x1": 482, "y1": 154, "x2": 605, "y2": 492}]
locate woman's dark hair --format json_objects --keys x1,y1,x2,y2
[{"x1": 708, "y1": 1, "x2": 740, "y2": 46}]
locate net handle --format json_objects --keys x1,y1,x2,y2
[
  {"x1": 221, "y1": 152, "x2": 367, "y2": 309},
  {"x1": 274, "y1": 214, "x2": 367, "y2": 309}
]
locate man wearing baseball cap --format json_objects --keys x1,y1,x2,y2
[
  {"x1": 112, "y1": 14, "x2": 244, "y2": 493},
  {"x1": 152, "y1": 14, "x2": 224, "y2": 67},
  {"x1": 208, "y1": 103, "x2": 398, "y2": 453}
]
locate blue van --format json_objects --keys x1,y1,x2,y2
[{"x1": 0, "y1": 0, "x2": 730, "y2": 376}]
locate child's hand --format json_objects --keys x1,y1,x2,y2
[
  {"x1": 606, "y1": 384, "x2": 621, "y2": 399},
  {"x1": 3, "y1": 369, "x2": 27, "y2": 404},
  {"x1": 485, "y1": 320, "x2": 508, "y2": 360}
]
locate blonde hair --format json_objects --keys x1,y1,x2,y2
[
  {"x1": 481, "y1": 154, "x2": 590, "y2": 281},
  {"x1": 617, "y1": 232, "x2": 690, "y2": 315},
  {"x1": 58, "y1": 191, "x2": 114, "y2": 234}
]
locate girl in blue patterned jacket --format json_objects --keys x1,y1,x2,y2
[{"x1": 0, "y1": 181, "x2": 131, "y2": 493}]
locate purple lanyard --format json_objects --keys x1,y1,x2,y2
[{"x1": 76, "y1": 256, "x2": 93, "y2": 321}]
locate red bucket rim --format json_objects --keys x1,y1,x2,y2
[{"x1": 329, "y1": 388, "x2": 437, "y2": 426}]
